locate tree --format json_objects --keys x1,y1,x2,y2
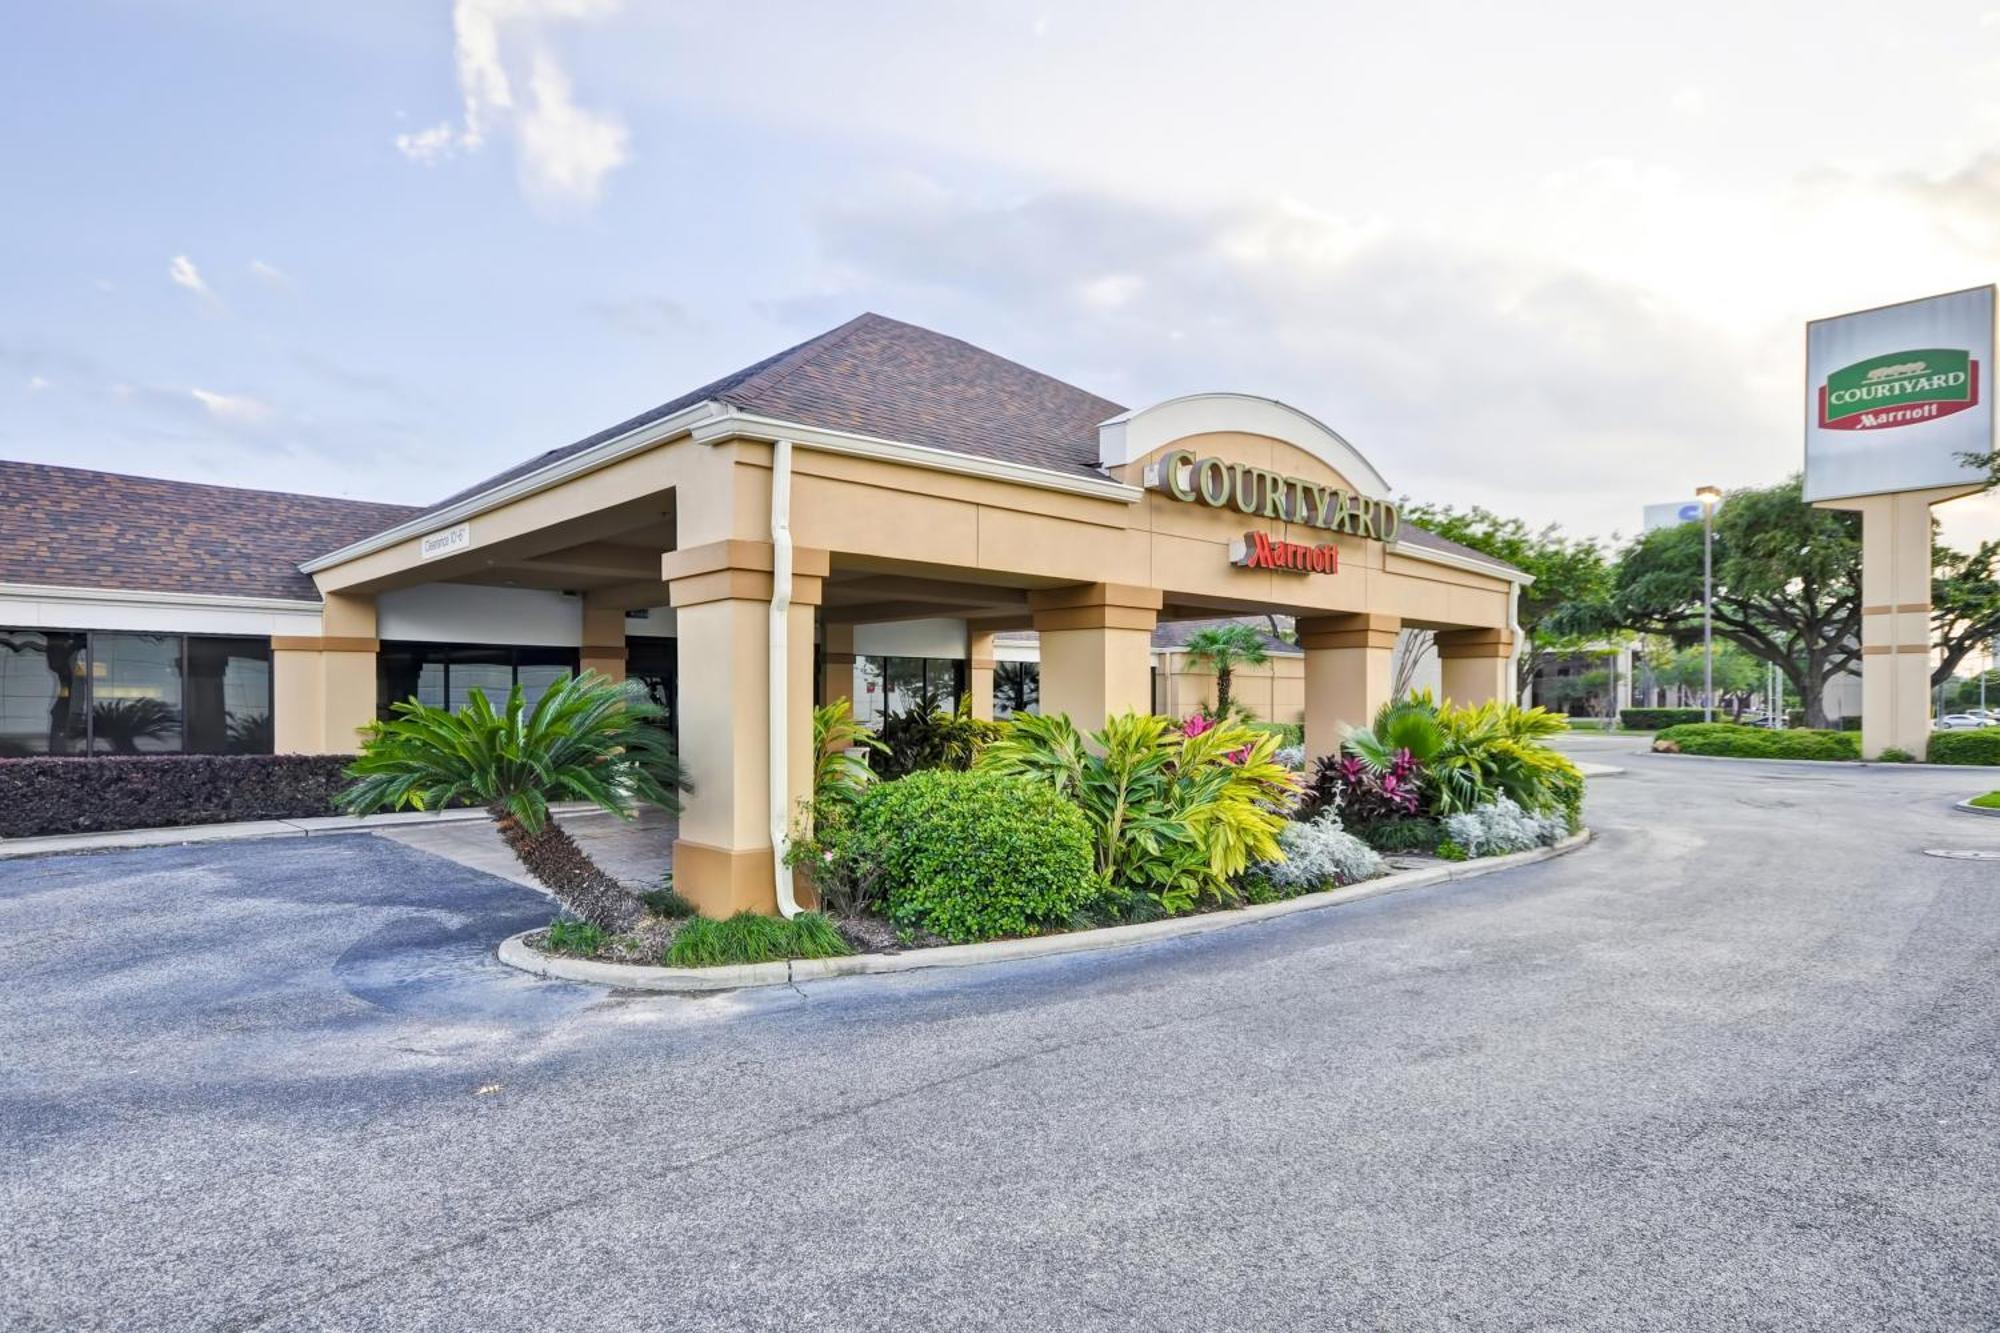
[
  {"x1": 1182, "y1": 623, "x2": 1269, "y2": 717},
  {"x1": 1585, "y1": 477, "x2": 1860, "y2": 727},
  {"x1": 1397, "y1": 502, "x2": 1612, "y2": 695},
  {"x1": 339, "y1": 673, "x2": 688, "y2": 931},
  {"x1": 1931, "y1": 539, "x2": 2000, "y2": 686},
  {"x1": 1645, "y1": 643, "x2": 1763, "y2": 719}
]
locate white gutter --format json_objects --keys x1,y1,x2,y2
[
  {"x1": 1508, "y1": 580, "x2": 1527, "y2": 706},
  {"x1": 691, "y1": 410, "x2": 1143, "y2": 504},
  {"x1": 1385, "y1": 538, "x2": 1534, "y2": 586},
  {"x1": 299, "y1": 400, "x2": 724, "y2": 573},
  {"x1": 0, "y1": 582, "x2": 324, "y2": 613},
  {"x1": 768, "y1": 436, "x2": 802, "y2": 919}
]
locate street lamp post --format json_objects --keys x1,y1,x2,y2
[{"x1": 1696, "y1": 486, "x2": 1722, "y2": 723}]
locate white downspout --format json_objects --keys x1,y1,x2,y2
[
  {"x1": 1508, "y1": 579, "x2": 1527, "y2": 707},
  {"x1": 769, "y1": 436, "x2": 802, "y2": 918}
]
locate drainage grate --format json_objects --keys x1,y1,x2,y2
[{"x1": 1923, "y1": 849, "x2": 2000, "y2": 860}]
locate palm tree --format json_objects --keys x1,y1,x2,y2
[
  {"x1": 339, "y1": 672, "x2": 688, "y2": 931},
  {"x1": 1182, "y1": 623, "x2": 1270, "y2": 718}
]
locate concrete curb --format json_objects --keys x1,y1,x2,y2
[
  {"x1": 0, "y1": 802, "x2": 614, "y2": 859},
  {"x1": 1952, "y1": 798, "x2": 2000, "y2": 817},
  {"x1": 499, "y1": 830, "x2": 1595, "y2": 993}
]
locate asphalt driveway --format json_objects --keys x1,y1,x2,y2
[{"x1": 2, "y1": 750, "x2": 1996, "y2": 1331}]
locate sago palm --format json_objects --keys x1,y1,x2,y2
[{"x1": 340, "y1": 672, "x2": 688, "y2": 931}]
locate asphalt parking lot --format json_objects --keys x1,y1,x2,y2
[{"x1": 2, "y1": 749, "x2": 1995, "y2": 1331}]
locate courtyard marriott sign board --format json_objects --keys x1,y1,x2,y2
[
  {"x1": 1144, "y1": 449, "x2": 1401, "y2": 543},
  {"x1": 1804, "y1": 285, "x2": 1995, "y2": 502}
]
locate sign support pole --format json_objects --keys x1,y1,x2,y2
[{"x1": 1819, "y1": 484, "x2": 1976, "y2": 756}]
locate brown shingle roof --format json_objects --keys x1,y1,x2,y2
[
  {"x1": 424, "y1": 312, "x2": 1127, "y2": 516},
  {"x1": 421, "y1": 312, "x2": 1521, "y2": 578},
  {"x1": 0, "y1": 461, "x2": 421, "y2": 602}
]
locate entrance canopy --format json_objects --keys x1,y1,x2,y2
[{"x1": 289, "y1": 312, "x2": 1528, "y2": 912}]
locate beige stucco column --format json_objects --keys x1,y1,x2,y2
[
  {"x1": 967, "y1": 625, "x2": 998, "y2": 721},
  {"x1": 1298, "y1": 613, "x2": 1399, "y2": 761},
  {"x1": 1846, "y1": 488, "x2": 1945, "y2": 757},
  {"x1": 579, "y1": 595, "x2": 628, "y2": 682},
  {"x1": 1435, "y1": 627, "x2": 1514, "y2": 706},
  {"x1": 821, "y1": 620, "x2": 855, "y2": 715},
  {"x1": 665, "y1": 540, "x2": 826, "y2": 917},
  {"x1": 272, "y1": 590, "x2": 378, "y2": 754},
  {"x1": 1028, "y1": 583, "x2": 1162, "y2": 733}
]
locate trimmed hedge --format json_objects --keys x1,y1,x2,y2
[
  {"x1": 1926, "y1": 730, "x2": 2000, "y2": 766},
  {"x1": 0, "y1": 753, "x2": 354, "y2": 838},
  {"x1": 1653, "y1": 723, "x2": 1859, "y2": 762},
  {"x1": 1619, "y1": 708, "x2": 1706, "y2": 730},
  {"x1": 851, "y1": 768, "x2": 1101, "y2": 943}
]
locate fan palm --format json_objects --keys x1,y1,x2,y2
[
  {"x1": 339, "y1": 672, "x2": 689, "y2": 931},
  {"x1": 1182, "y1": 623, "x2": 1270, "y2": 718}
]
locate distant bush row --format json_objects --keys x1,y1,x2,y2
[{"x1": 1652, "y1": 724, "x2": 1859, "y2": 762}]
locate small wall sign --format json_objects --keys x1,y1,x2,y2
[
  {"x1": 419, "y1": 522, "x2": 472, "y2": 560},
  {"x1": 1231, "y1": 531, "x2": 1338, "y2": 574}
]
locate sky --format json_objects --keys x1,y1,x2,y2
[{"x1": 6, "y1": 0, "x2": 2000, "y2": 548}]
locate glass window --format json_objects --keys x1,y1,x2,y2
[
  {"x1": 0, "y1": 630, "x2": 89, "y2": 756},
  {"x1": 514, "y1": 647, "x2": 577, "y2": 711},
  {"x1": 377, "y1": 642, "x2": 581, "y2": 718},
  {"x1": 853, "y1": 654, "x2": 969, "y2": 727},
  {"x1": 626, "y1": 637, "x2": 677, "y2": 738},
  {"x1": 994, "y1": 660, "x2": 1039, "y2": 719},
  {"x1": 90, "y1": 632, "x2": 183, "y2": 754},
  {"x1": 447, "y1": 647, "x2": 512, "y2": 711},
  {"x1": 185, "y1": 637, "x2": 272, "y2": 754}
]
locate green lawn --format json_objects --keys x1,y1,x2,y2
[{"x1": 1967, "y1": 791, "x2": 2000, "y2": 809}]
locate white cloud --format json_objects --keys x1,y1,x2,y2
[
  {"x1": 248, "y1": 259, "x2": 293, "y2": 290},
  {"x1": 189, "y1": 388, "x2": 274, "y2": 425},
  {"x1": 516, "y1": 53, "x2": 629, "y2": 206},
  {"x1": 1669, "y1": 85, "x2": 1710, "y2": 117},
  {"x1": 397, "y1": 0, "x2": 630, "y2": 208},
  {"x1": 26, "y1": 375, "x2": 50, "y2": 392},
  {"x1": 168, "y1": 254, "x2": 215, "y2": 302}
]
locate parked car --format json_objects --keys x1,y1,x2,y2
[{"x1": 1935, "y1": 713, "x2": 1996, "y2": 730}]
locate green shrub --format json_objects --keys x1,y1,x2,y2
[
  {"x1": 640, "y1": 885, "x2": 697, "y2": 918},
  {"x1": 665, "y1": 911, "x2": 851, "y2": 967},
  {"x1": 544, "y1": 918, "x2": 607, "y2": 956},
  {"x1": 1619, "y1": 707, "x2": 1705, "y2": 731},
  {"x1": 1435, "y1": 840, "x2": 1469, "y2": 861},
  {"x1": 1248, "y1": 720, "x2": 1305, "y2": 746},
  {"x1": 1357, "y1": 816, "x2": 1443, "y2": 855},
  {"x1": 1926, "y1": 730, "x2": 2000, "y2": 766},
  {"x1": 852, "y1": 768, "x2": 1101, "y2": 942},
  {"x1": 1654, "y1": 723, "x2": 1858, "y2": 761},
  {"x1": 1875, "y1": 747, "x2": 1918, "y2": 764}
]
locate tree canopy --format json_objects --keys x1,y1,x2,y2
[{"x1": 1398, "y1": 501, "x2": 1612, "y2": 691}]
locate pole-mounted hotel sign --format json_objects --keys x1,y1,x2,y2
[
  {"x1": 1804, "y1": 285, "x2": 1995, "y2": 503},
  {"x1": 1144, "y1": 449, "x2": 1401, "y2": 543}
]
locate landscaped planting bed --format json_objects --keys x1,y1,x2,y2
[{"x1": 518, "y1": 691, "x2": 1588, "y2": 971}]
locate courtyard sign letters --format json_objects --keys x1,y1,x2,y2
[{"x1": 1147, "y1": 449, "x2": 1401, "y2": 542}]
